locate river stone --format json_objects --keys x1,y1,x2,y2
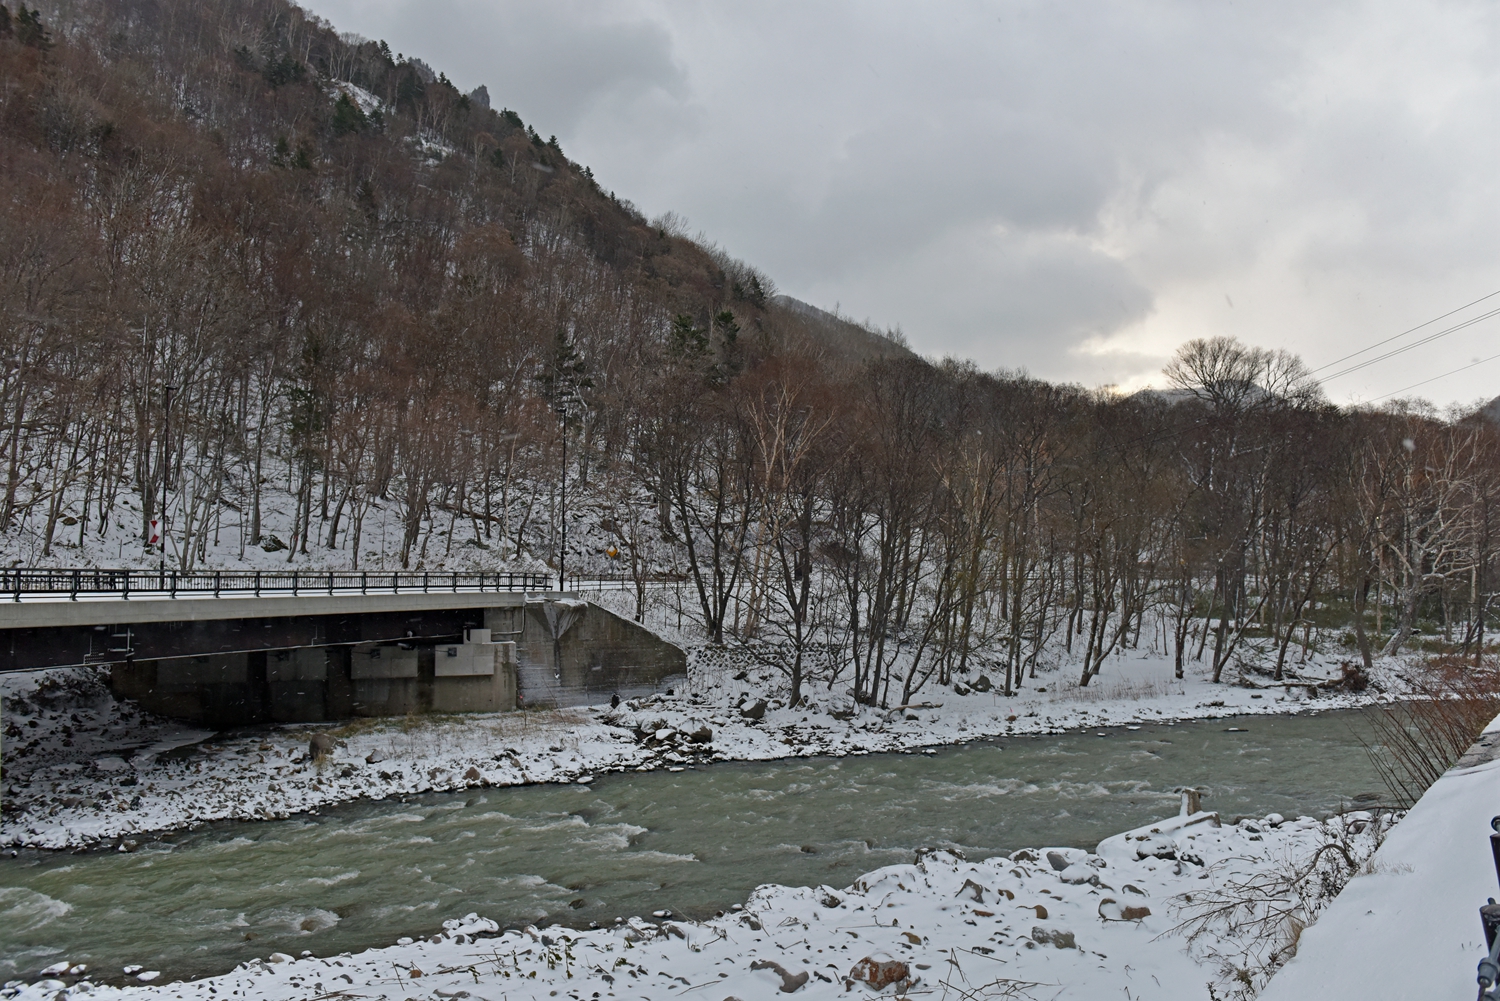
[
  {"x1": 750, "y1": 959, "x2": 808, "y2": 993},
  {"x1": 1058, "y1": 862, "x2": 1101, "y2": 885},
  {"x1": 1031, "y1": 927, "x2": 1076, "y2": 949},
  {"x1": 1134, "y1": 836, "x2": 1177, "y2": 860},
  {"x1": 741, "y1": 700, "x2": 767, "y2": 721},
  {"x1": 688, "y1": 725, "x2": 712, "y2": 743},
  {"x1": 309, "y1": 733, "x2": 335, "y2": 764},
  {"x1": 848, "y1": 955, "x2": 909, "y2": 991}
]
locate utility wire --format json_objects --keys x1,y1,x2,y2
[
  {"x1": 1372, "y1": 349, "x2": 1500, "y2": 403},
  {"x1": 1310, "y1": 287, "x2": 1500, "y2": 374},
  {"x1": 1318, "y1": 305, "x2": 1500, "y2": 383}
]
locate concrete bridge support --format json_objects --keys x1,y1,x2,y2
[{"x1": 101, "y1": 602, "x2": 681, "y2": 726}]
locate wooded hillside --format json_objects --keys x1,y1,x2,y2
[{"x1": 2, "y1": 0, "x2": 1496, "y2": 708}]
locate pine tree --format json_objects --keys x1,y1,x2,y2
[
  {"x1": 15, "y1": 6, "x2": 50, "y2": 50},
  {"x1": 330, "y1": 93, "x2": 367, "y2": 136}
]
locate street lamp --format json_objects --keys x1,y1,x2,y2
[
  {"x1": 555, "y1": 397, "x2": 570, "y2": 593},
  {"x1": 160, "y1": 384, "x2": 177, "y2": 574}
]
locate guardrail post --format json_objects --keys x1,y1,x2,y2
[
  {"x1": 423, "y1": 572, "x2": 429, "y2": 593},
  {"x1": 254, "y1": 570, "x2": 261, "y2": 596},
  {"x1": 292, "y1": 571, "x2": 299, "y2": 596},
  {"x1": 122, "y1": 570, "x2": 130, "y2": 600},
  {"x1": 214, "y1": 571, "x2": 221, "y2": 597},
  {"x1": 361, "y1": 571, "x2": 367, "y2": 595},
  {"x1": 393, "y1": 572, "x2": 399, "y2": 594},
  {"x1": 170, "y1": 572, "x2": 177, "y2": 598},
  {"x1": 328, "y1": 572, "x2": 334, "y2": 596},
  {"x1": 452, "y1": 571, "x2": 458, "y2": 593},
  {"x1": 71, "y1": 569, "x2": 78, "y2": 601}
]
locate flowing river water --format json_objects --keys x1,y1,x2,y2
[{"x1": 0, "y1": 709, "x2": 1390, "y2": 983}]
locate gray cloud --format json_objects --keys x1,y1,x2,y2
[{"x1": 307, "y1": 0, "x2": 1500, "y2": 404}]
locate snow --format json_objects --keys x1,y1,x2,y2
[
  {"x1": 1258, "y1": 711, "x2": 1500, "y2": 1000},
  {"x1": 0, "y1": 808, "x2": 1388, "y2": 1001}
]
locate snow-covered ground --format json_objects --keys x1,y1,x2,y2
[
  {"x1": 1258, "y1": 711, "x2": 1500, "y2": 1000},
  {"x1": 0, "y1": 804, "x2": 1390, "y2": 1001},
  {"x1": 1, "y1": 641, "x2": 1396, "y2": 851}
]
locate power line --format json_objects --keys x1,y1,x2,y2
[
  {"x1": 1318, "y1": 305, "x2": 1500, "y2": 383},
  {"x1": 1372, "y1": 349, "x2": 1500, "y2": 403},
  {"x1": 1310, "y1": 287, "x2": 1500, "y2": 374}
]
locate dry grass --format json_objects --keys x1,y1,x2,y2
[
  {"x1": 1050, "y1": 675, "x2": 1182, "y2": 703},
  {"x1": 1360, "y1": 655, "x2": 1500, "y2": 808}
]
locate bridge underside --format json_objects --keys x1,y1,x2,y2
[{"x1": 1, "y1": 595, "x2": 687, "y2": 728}]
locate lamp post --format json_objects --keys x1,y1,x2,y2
[
  {"x1": 556, "y1": 398, "x2": 569, "y2": 593},
  {"x1": 160, "y1": 384, "x2": 177, "y2": 574}
]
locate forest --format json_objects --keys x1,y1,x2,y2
[{"x1": 2, "y1": 0, "x2": 1497, "y2": 709}]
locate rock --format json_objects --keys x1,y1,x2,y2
[
  {"x1": 1099, "y1": 899, "x2": 1151, "y2": 921},
  {"x1": 1045, "y1": 851, "x2": 1071, "y2": 871},
  {"x1": 365, "y1": 750, "x2": 384, "y2": 764},
  {"x1": 309, "y1": 733, "x2": 336, "y2": 764},
  {"x1": 1058, "y1": 862, "x2": 1101, "y2": 886},
  {"x1": 40, "y1": 963, "x2": 70, "y2": 977},
  {"x1": 971, "y1": 675, "x2": 993, "y2": 693},
  {"x1": 1024, "y1": 904, "x2": 1048, "y2": 919},
  {"x1": 848, "y1": 955, "x2": 909, "y2": 991},
  {"x1": 819, "y1": 891, "x2": 843, "y2": 908},
  {"x1": 956, "y1": 878, "x2": 987, "y2": 903},
  {"x1": 740, "y1": 700, "x2": 767, "y2": 721},
  {"x1": 461, "y1": 766, "x2": 482, "y2": 782},
  {"x1": 1009, "y1": 848, "x2": 1039, "y2": 863},
  {"x1": 688, "y1": 725, "x2": 713, "y2": 743},
  {"x1": 1030, "y1": 927, "x2": 1075, "y2": 949},
  {"x1": 750, "y1": 960, "x2": 808, "y2": 993},
  {"x1": 952, "y1": 682, "x2": 971, "y2": 696},
  {"x1": 1134, "y1": 836, "x2": 1177, "y2": 861}
]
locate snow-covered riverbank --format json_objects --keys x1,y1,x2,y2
[
  {"x1": 0, "y1": 804, "x2": 1389, "y2": 1001},
  {"x1": 2, "y1": 646, "x2": 1394, "y2": 850}
]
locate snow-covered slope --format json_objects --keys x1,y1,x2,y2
[{"x1": 1259, "y1": 711, "x2": 1500, "y2": 1000}]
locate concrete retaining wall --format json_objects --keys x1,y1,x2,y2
[{"x1": 487, "y1": 601, "x2": 687, "y2": 708}]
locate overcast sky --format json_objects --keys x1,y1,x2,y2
[{"x1": 308, "y1": 0, "x2": 1500, "y2": 407}]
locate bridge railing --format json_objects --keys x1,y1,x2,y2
[{"x1": 4, "y1": 568, "x2": 555, "y2": 601}]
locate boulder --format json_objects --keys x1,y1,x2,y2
[
  {"x1": 1031, "y1": 927, "x2": 1076, "y2": 949},
  {"x1": 751, "y1": 959, "x2": 809, "y2": 993},
  {"x1": 970, "y1": 675, "x2": 993, "y2": 693},
  {"x1": 309, "y1": 733, "x2": 336, "y2": 764},
  {"x1": 848, "y1": 955, "x2": 910, "y2": 992},
  {"x1": 1058, "y1": 862, "x2": 1101, "y2": 886},
  {"x1": 740, "y1": 700, "x2": 767, "y2": 721},
  {"x1": 1134, "y1": 836, "x2": 1177, "y2": 861},
  {"x1": 688, "y1": 725, "x2": 713, "y2": 743}
]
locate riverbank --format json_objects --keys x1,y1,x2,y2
[
  {"x1": 2, "y1": 645, "x2": 1401, "y2": 850},
  {"x1": 1259, "y1": 712, "x2": 1500, "y2": 999},
  {"x1": 0, "y1": 803, "x2": 1390, "y2": 1001}
]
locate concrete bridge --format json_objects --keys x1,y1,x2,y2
[{"x1": 0, "y1": 569, "x2": 687, "y2": 728}]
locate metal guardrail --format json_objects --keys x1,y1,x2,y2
[
  {"x1": 3, "y1": 568, "x2": 555, "y2": 601},
  {"x1": 565, "y1": 573, "x2": 687, "y2": 592}
]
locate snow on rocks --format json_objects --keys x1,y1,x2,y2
[{"x1": 0, "y1": 810, "x2": 1385, "y2": 1001}]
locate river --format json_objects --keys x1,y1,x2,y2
[{"x1": 0, "y1": 709, "x2": 1388, "y2": 983}]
